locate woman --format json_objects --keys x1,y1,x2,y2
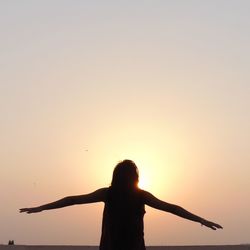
[{"x1": 20, "y1": 159, "x2": 222, "y2": 250}]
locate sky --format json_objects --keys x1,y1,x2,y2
[{"x1": 0, "y1": 0, "x2": 249, "y2": 246}]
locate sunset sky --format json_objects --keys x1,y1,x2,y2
[{"x1": 1, "y1": 0, "x2": 250, "y2": 246}]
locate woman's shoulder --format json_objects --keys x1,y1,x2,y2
[
  {"x1": 137, "y1": 188, "x2": 154, "y2": 203},
  {"x1": 90, "y1": 187, "x2": 109, "y2": 202},
  {"x1": 137, "y1": 188, "x2": 148, "y2": 195}
]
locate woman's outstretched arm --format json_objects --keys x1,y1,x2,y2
[
  {"x1": 20, "y1": 187, "x2": 108, "y2": 214},
  {"x1": 143, "y1": 190, "x2": 222, "y2": 230}
]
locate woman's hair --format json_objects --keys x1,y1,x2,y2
[{"x1": 111, "y1": 159, "x2": 139, "y2": 190}]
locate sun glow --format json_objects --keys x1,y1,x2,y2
[
  {"x1": 138, "y1": 175, "x2": 149, "y2": 190},
  {"x1": 135, "y1": 158, "x2": 164, "y2": 195},
  {"x1": 138, "y1": 170, "x2": 152, "y2": 190},
  {"x1": 89, "y1": 135, "x2": 177, "y2": 198}
]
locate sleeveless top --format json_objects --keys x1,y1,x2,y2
[{"x1": 100, "y1": 187, "x2": 146, "y2": 250}]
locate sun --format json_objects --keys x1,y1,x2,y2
[
  {"x1": 135, "y1": 158, "x2": 168, "y2": 196},
  {"x1": 138, "y1": 172, "x2": 150, "y2": 190}
]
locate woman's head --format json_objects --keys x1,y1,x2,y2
[{"x1": 111, "y1": 159, "x2": 139, "y2": 190}]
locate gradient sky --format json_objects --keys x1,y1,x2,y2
[{"x1": 1, "y1": 0, "x2": 250, "y2": 246}]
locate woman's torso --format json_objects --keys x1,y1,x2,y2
[{"x1": 100, "y1": 187, "x2": 146, "y2": 250}]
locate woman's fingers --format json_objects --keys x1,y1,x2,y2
[
  {"x1": 204, "y1": 220, "x2": 223, "y2": 230},
  {"x1": 19, "y1": 208, "x2": 29, "y2": 213},
  {"x1": 19, "y1": 207, "x2": 40, "y2": 214}
]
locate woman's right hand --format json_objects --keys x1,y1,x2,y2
[{"x1": 201, "y1": 219, "x2": 223, "y2": 230}]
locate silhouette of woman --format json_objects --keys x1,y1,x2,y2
[{"x1": 20, "y1": 159, "x2": 222, "y2": 250}]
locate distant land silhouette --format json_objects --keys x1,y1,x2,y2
[{"x1": 1, "y1": 245, "x2": 250, "y2": 250}]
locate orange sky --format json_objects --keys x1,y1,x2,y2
[{"x1": 1, "y1": 1, "x2": 250, "y2": 246}]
